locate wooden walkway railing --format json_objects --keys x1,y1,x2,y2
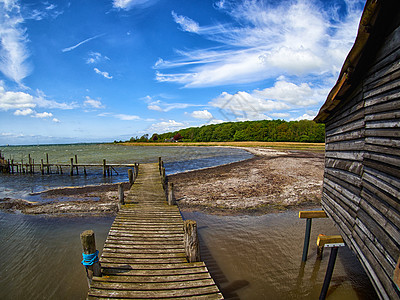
[{"x1": 87, "y1": 163, "x2": 223, "y2": 299}]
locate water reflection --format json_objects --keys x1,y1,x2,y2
[
  {"x1": 182, "y1": 211, "x2": 377, "y2": 300},
  {"x1": 0, "y1": 209, "x2": 377, "y2": 299}
]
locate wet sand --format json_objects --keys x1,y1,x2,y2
[
  {"x1": 0, "y1": 148, "x2": 324, "y2": 216},
  {"x1": 170, "y1": 148, "x2": 324, "y2": 215}
]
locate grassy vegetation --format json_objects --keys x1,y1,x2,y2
[{"x1": 120, "y1": 141, "x2": 325, "y2": 152}]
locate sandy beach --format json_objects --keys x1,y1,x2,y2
[
  {"x1": 0, "y1": 148, "x2": 324, "y2": 216},
  {"x1": 170, "y1": 147, "x2": 324, "y2": 214}
]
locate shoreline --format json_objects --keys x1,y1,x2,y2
[{"x1": 0, "y1": 147, "x2": 325, "y2": 217}]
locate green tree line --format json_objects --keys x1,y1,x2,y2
[{"x1": 122, "y1": 119, "x2": 325, "y2": 143}]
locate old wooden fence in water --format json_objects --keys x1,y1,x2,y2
[
  {"x1": 0, "y1": 151, "x2": 136, "y2": 176},
  {"x1": 80, "y1": 160, "x2": 223, "y2": 299}
]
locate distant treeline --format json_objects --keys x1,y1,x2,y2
[{"x1": 120, "y1": 119, "x2": 325, "y2": 143}]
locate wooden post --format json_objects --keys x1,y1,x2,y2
[
  {"x1": 46, "y1": 153, "x2": 49, "y2": 174},
  {"x1": 184, "y1": 220, "x2": 200, "y2": 262},
  {"x1": 317, "y1": 235, "x2": 344, "y2": 299},
  {"x1": 299, "y1": 211, "x2": 328, "y2": 262},
  {"x1": 80, "y1": 230, "x2": 101, "y2": 287},
  {"x1": 118, "y1": 183, "x2": 124, "y2": 210},
  {"x1": 168, "y1": 182, "x2": 175, "y2": 205},
  {"x1": 84, "y1": 166, "x2": 87, "y2": 176},
  {"x1": 28, "y1": 154, "x2": 32, "y2": 174},
  {"x1": 70, "y1": 158, "x2": 74, "y2": 176},
  {"x1": 128, "y1": 169, "x2": 134, "y2": 187},
  {"x1": 75, "y1": 155, "x2": 79, "y2": 175},
  {"x1": 32, "y1": 159, "x2": 35, "y2": 174},
  {"x1": 11, "y1": 159, "x2": 14, "y2": 174},
  {"x1": 162, "y1": 167, "x2": 166, "y2": 187},
  {"x1": 103, "y1": 159, "x2": 106, "y2": 177},
  {"x1": 302, "y1": 218, "x2": 312, "y2": 262},
  {"x1": 319, "y1": 247, "x2": 339, "y2": 300},
  {"x1": 158, "y1": 157, "x2": 162, "y2": 174}
]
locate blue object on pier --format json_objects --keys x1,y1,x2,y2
[{"x1": 81, "y1": 250, "x2": 99, "y2": 267}]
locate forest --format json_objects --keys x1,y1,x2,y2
[{"x1": 123, "y1": 119, "x2": 325, "y2": 143}]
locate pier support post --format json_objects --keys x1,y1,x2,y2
[
  {"x1": 103, "y1": 159, "x2": 106, "y2": 177},
  {"x1": 184, "y1": 220, "x2": 200, "y2": 263},
  {"x1": 70, "y1": 158, "x2": 74, "y2": 176},
  {"x1": 75, "y1": 155, "x2": 79, "y2": 175},
  {"x1": 319, "y1": 247, "x2": 339, "y2": 300},
  {"x1": 28, "y1": 154, "x2": 32, "y2": 174},
  {"x1": 128, "y1": 169, "x2": 134, "y2": 187},
  {"x1": 80, "y1": 230, "x2": 102, "y2": 287},
  {"x1": 162, "y1": 167, "x2": 166, "y2": 190},
  {"x1": 168, "y1": 182, "x2": 175, "y2": 205},
  {"x1": 11, "y1": 159, "x2": 14, "y2": 174},
  {"x1": 46, "y1": 153, "x2": 50, "y2": 174},
  {"x1": 135, "y1": 164, "x2": 139, "y2": 180},
  {"x1": 302, "y1": 218, "x2": 312, "y2": 262},
  {"x1": 118, "y1": 183, "x2": 124, "y2": 210},
  {"x1": 299, "y1": 211, "x2": 328, "y2": 262},
  {"x1": 158, "y1": 157, "x2": 162, "y2": 174}
]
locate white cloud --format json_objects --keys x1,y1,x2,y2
[
  {"x1": 62, "y1": 34, "x2": 104, "y2": 52},
  {"x1": 290, "y1": 113, "x2": 316, "y2": 121},
  {"x1": 52, "y1": 118, "x2": 60, "y2": 123},
  {"x1": 34, "y1": 111, "x2": 53, "y2": 118},
  {"x1": 0, "y1": 86, "x2": 35, "y2": 110},
  {"x1": 171, "y1": 11, "x2": 199, "y2": 33},
  {"x1": 0, "y1": 86, "x2": 76, "y2": 114},
  {"x1": 0, "y1": 1, "x2": 32, "y2": 83},
  {"x1": 191, "y1": 110, "x2": 213, "y2": 120},
  {"x1": 147, "y1": 120, "x2": 187, "y2": 133},
  {"x1": 209, "y1": 77, "x2": 331, "y2": 121},
  {"x1": 144, "y1": 95, "x2": 201, "y2": 112},
  {"x1": 254, "y1": 80, "x2": 318, "y2": 106},
  {"x1": 114, "y1": 114, "x2": 140, "y2": 121},
  {"x1": 86, "y1": 52, "x2": 109, "y2": 64},
  {"x1": 270, "y1": 112, "x2": 289, "y2": 118},
  {"x1": 84, "y1": 96, "x2": 105, "y2": 109},
  {"x1": 113, "y1": 0, "x2": 158, "y2": 10},
  {"x1": 35, "y1": 90, "x2": 77, "y2": 109},
  {"x1": 94, "y1": 68, "x2": 113, "y2": 79},
  {"x1": 14, "y1": 108, "x2": 34, "y2": 116},
  {"x1": 155, "y1": 0, "x2": 363, "y2": 88}
]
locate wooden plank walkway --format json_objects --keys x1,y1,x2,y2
[{"x1": 87, "y1": 163, "x2": 223, "y2": 299}]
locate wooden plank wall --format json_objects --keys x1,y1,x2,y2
[{"x1": 322, "y1": 22, "x2": 400, "y2": 299}]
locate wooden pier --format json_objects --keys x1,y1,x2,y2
[
  {"x1": 86, "y1": 162, "x2": 223, "y2": 299},
  {"x1": 0, "y1": 151, "x2": 136, "y2": 177}
]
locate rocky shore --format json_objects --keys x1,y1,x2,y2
[{"x1": 0, "y1": 148, "x2": 324, "y2": 216}]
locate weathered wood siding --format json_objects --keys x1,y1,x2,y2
[{"x1": 322, "y1": 21, "x2": 400, "y2": 300}]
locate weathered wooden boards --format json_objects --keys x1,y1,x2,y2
[
  {"x1": 87, "y1": 163, "x2": 223, "y2": 299},
  {"x1": 317, "y1": 5, "x2": 400, "y2": 299}
]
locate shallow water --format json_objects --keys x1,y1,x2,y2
[
  {"x1": 182, "y1": 211, "x2": 377, "y2": 300},
  {"x1": 0, "y1": 145, "x2": 377, "y2": 299},
  {"x1": 0, "y1": 144, "x2": 252, "y2": 200},
  {"x1": 0, "y1": 211, "x2": 377, "y2": 300}
]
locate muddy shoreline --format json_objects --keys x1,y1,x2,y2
[{"x1": 0, "y1": 148, "x2": 325, "y2": 216}]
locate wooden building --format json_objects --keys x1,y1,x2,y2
[{"x1": 314, "y1": 0, "x2": 400, "y2": 299}]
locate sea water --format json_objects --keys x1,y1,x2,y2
[
  {"x1": 0, "y1": 144, "x2": 376, "y2": 299},
  {"x1": 0, "y1": 144, "x2": 253, "y2": 200}
]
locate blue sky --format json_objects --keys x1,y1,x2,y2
[{"x1": 0, "y1": 0, "x2": 365, "y2": 145}]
